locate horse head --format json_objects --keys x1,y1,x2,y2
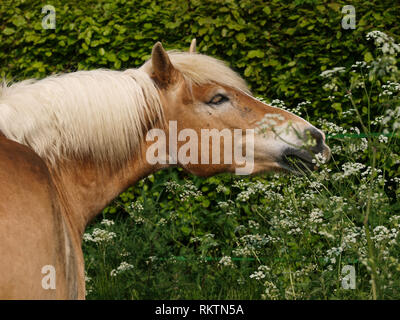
[{"x1": 141, "y1": 41, "x2": 331, "y2": 177}]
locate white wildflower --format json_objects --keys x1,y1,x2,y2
[{"x1": 110, "y1": 261, "x2": 134, "y2": 277}]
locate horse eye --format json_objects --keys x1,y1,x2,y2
[{"x1": 208, "y1": 94, "x2": 228, "y2": 105}]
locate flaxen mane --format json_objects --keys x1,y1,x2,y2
[{"x1": 0, "y1": 51, "x2": 249, "y2": 165}]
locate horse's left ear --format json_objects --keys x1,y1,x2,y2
[{"x1": 151, "y1": 42, "x2": 177, "y2": 87}]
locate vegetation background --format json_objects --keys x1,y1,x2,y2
[{"x1": 1, "y1": 0, "x2": 399, "y2": 299}]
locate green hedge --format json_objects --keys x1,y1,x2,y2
[{"x1": 1, "y1": 0, "x2": 399, "y2": 120}]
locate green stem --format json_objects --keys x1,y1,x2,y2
[{"x1": 363, "y1": 147, "x2": 379, "y2": 300}]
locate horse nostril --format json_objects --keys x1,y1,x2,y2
[{"x1": 304, "y1": 127, "x2": 324, "y2": 147}]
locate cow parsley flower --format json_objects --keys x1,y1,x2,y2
[
  {"x1": 110, "y1": 262, "x2": 134, "y2": 277},
  {"x1": 366, "y1": 30, "x2": 400, "y2": 55},
  {"x1": 250, "y1": 271, "x2": 266, "y2": 280},
  {"x1": 219, "y1": 256, "x2": 235, "y2": 268},
  {"x1": 320, "y1": 67, "x2": 346, "y2": 78},
  {"x1": 100, "y1": 219, "x2": 114, "y2": 227},
  {"x1": 83, "y1": 228, "x2": 116, "y2": 243}
]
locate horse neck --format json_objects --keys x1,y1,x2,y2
[{"x1": 49, "y1": 148, "x2": 164, "y2": 240}]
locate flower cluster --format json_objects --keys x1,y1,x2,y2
[
  {"x1": 165, "y1": 180, "x2": 203, "y2": 201},
  {"x1": 110, "y1": 262, "x2": 134, "y2": 277},
  {"x1": 366, "y1": 30, "x2": 400, "y2": 55},
  {"x1": 320, "y1": 67, "x2": 346, "y2": 78},
  {"x1": 83, "y1": 228, "x2": 116, "y2": 243},
  {"x1": 219, "y1": 256, "x2": 235, "y2": 268}
]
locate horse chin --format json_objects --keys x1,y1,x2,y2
[{"x1": 278, "y1": 148, "x2": 318, "y2": 175}]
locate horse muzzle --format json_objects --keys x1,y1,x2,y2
[{"x1": 278, "y1": 127, "x2": 331, "y2": 173}]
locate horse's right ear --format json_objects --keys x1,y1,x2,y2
[
  {"x1": 151, "y1": 42, "x2": 177, "y2": 87},
  {"x1": 189, "y1": 38, "x2": 196, "y2": 53}
]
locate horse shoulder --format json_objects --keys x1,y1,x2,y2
[{"x1": 0, "y1": 136, "x2": 74, "y2": 299}]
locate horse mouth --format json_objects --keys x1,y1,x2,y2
[{"x1": 279, "y1": 148, "x2": 317, "y2": 174}]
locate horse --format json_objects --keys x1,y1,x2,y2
[{"x1": 0, "y1": 39, "x2": 330, "y2": 299}]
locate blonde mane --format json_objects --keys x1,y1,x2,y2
[{"x1": 0, "y1": 51, "x2": 249, "y2": 166}]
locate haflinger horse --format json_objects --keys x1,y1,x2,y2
[{"x1": 0, "y1": 39, "x2": 330, "y2": 299}]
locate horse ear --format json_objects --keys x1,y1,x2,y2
[
  {"x1": 151, "y1": 42, "x2": 176, "y2": 87},
  {"x1": 189, "y1": 38, "x2": 196, "y2": 53}
]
